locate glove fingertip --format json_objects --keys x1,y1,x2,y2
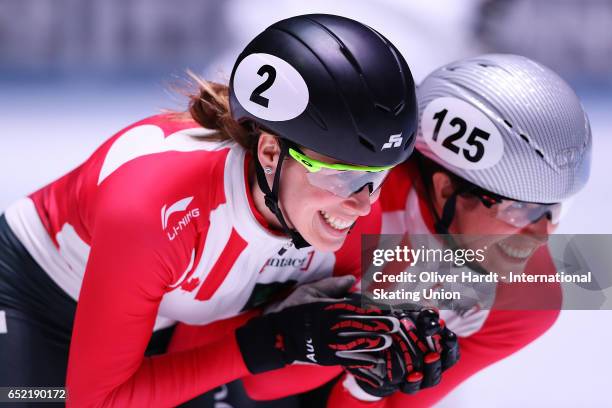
[
  {"x1": 407, "y1": 371, "x2": 423, "y2": 383},
  {"x1": 424, "y1": 352, "x2": 441, "y2": 364},
  {"x1": 400, "y1": 372, "x2": 423, "y2": 394}
]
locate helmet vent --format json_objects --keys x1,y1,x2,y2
[
  {"x1": 375, "y1": 103, "x2": 391, "y2": 113},
  {"x1": 306, "y1": 104, "x2": 329, "y2": 130},
  {"x1": 504, "y1": 120, "x2": 513, "y2": 128},
  {"x1": 339, "y1": 45, "x2": 363, "y2": 75},
  {"x1": 374, "y1": 101, "x2": 405, "y2": 116},
  {"x1": 518, "y1": 133, "x2": 547, "y2": 160},
  {"x1": 404, "y1": 132, "x2": 415, "y2": 150},
  {"x1": 393, "y1": 102, "x2": 405, "y2": 116},
  {"x1": 304, "y1": 16, "x2": 365, "y2": 77},
  {"x1": 358, "y1": 136, "x2": 375, "y2": 152}
]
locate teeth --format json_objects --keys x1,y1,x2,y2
[
  {"x1": 497, "y1": 241, "x2": 534, "y2": 259},
  {"x1": 320, "y1": 210, "x2": 353, "y2": 230}
]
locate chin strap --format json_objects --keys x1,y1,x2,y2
[
  {"x1": 434, "y1": 191, "x2": 459, "y2": 235},
  {"x1": 415, "y1": 156, "x2": 493, "y2": 275},
  {"x1": 415, "y1": 156, "x2": 453, "y2": 235},
  {"x1": 253, "y1": 138, "x2": 310, "y2": 251}
]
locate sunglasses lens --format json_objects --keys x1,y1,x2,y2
[
  {"x1": 305, "y1": 168, "x2": 389, "y2": 198},
  {"x1": 495, "y1": 201, "x2": 564, "y2": 227}
]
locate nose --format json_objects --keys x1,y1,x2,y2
[
  {"x1": 521, "y1": 216, "x2": 555, "y2": 241},
  {"x1": 342, "y1": 187, "x2": 372, "y2": 216}
]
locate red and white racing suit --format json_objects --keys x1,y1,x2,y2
[
  {"x1": 326, "y1": 161, "x2": 562, "y2": 407},
  {"x1": 3, "y1": 114, "x2": 378, "y2": 407},
  {"x1": 212, "y1": 160, "x2": 562, "y2": 407}
]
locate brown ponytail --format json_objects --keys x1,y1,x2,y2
[{"x1": 177, "y1": 70, "x2": 259, "y2": 151}]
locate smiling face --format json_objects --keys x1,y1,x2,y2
[
  {"x1": 253, "y1": 133, "x2": 379, "y2": 252},
  {"x1": 430, "y1": 171, "x2": 557, "y2": 274}
]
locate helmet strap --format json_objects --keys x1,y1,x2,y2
[
  {"x1": 435, "y1": 191, "x2": 459, "y2": 234},
  {"x1": 253, "y1": 138, "x2": 311, "y2": 250},
  {"x1": 415, "y1": 156, "x2": 494, "y2": 275},
  {"x1": 415, "y1": 154, "x2": 463, "y2": 235}
]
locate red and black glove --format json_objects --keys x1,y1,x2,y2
[
  {"x1": 347, "y1": 308, "x2": 460, "y2": 397},
  {"x1": 235, "y1": 297, "x2": 399, "y2": 374}
]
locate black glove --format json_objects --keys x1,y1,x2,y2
[
  {"x1": 436, "y1": 319, "x2": 460, "y2": 371},
  {"x1": 235, "y1": 298, "x2": 400, "y2": 374},
  {"x1": 347, "y1": 308, "x2": 460, "y2": 397}
]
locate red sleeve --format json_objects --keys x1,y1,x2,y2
[
  {"x1": 168, "y1": 306, "x2": 343, "y2": 401},
  {"x1": 242, "y1": 365, "x2": 342, "y2": 401},
  {"x1": 65, "y1": 184, "x2": 249, "y2": 407}
]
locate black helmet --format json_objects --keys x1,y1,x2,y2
[
  {"x1": 229, "y1": 14, "x2": 417, "y2": 249},
  {"x1": 230, "y1": 14, "x2": 417, "y2": 167}
]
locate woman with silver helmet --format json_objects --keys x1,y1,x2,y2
[{"x1": 326, "y1": 54, "x2": 592, "y2": 406}]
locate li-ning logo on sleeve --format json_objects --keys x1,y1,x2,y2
[
  {"x1": 381, "y1": 133, "x2": 403, "y2": 150},
  {"x1": 161, "y1": 196, "x2": 200, "y2": 241}
]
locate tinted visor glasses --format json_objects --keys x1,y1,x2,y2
[
  {"x1": 467, "y1": 186, "x2": 566, "y2": 228},
  {"x1": 288, "y1": 147, "x2": 393, "y2": 199}
]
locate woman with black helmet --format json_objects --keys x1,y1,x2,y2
[{"x1": 0, "y1": 14, "x2": 457, "y2": 407}]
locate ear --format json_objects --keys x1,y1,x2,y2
[
  {"x1": 257, "y1": 132, "x2": 281, "y2": 171},
  {"x1": 431, "y1": 171, "x2": 455, "y2": 215}
]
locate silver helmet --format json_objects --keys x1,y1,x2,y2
[{"x1": 416, "y1": 54, "x2": 592, "y2": 203}]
